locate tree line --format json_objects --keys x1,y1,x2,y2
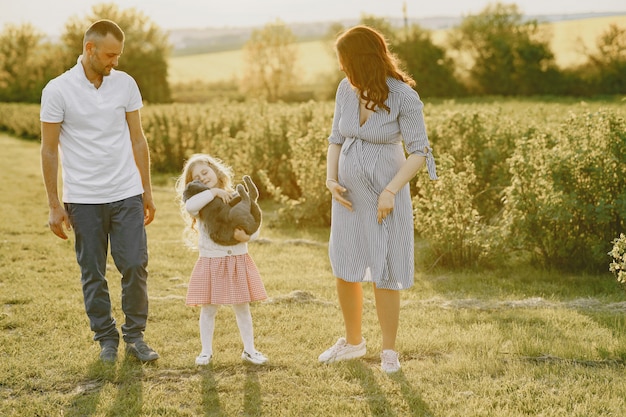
[
  {"x1": 0, "y1": 3, "x2": 171, "y2": 103},
  {"x1": 0, "y1": 2, "x2": 625, "y2": 104}
]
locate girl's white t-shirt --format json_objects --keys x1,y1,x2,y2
[{"x1": 40, "y1": 56, "x2": 144, "y2": 204}]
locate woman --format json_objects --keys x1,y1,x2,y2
[{"x1": 318, "y1": 25, "x2": 438, "y2": 373}]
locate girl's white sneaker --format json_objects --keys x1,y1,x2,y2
[
  {"x1": 242, "y1": 350, "x2": 268, "y2": 365},
  {"x1": 195, "y1": 354, "x2": 211, "y2": 366}
]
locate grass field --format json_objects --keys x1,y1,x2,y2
[
  {"x1": 1, "y1": 131, "x2": 626, "y2": 416},
  {"x1": 168, "y1": 39, "x2": 334, "y2": 85},
  {"x1": 168, "y1": 14, "x2": 626, "y2": 85},
  {"x1": 545, "y1": 14, "x2": 626, "y2": 67}
]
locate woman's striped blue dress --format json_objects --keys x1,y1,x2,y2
[{"x1": 328, "y1": 77, "x2": 437, "y2": 290}]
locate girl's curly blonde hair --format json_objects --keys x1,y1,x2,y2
[{"x1": 174, "y1": 153, "x2": 235, "y2": 246}]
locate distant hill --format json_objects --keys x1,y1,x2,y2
[
  {"x1": 168, "y1": 11, "x2": 625, "y2": 56},
  {"x1": 167, "y1": 13, "x2": 626, "y2": 85}
]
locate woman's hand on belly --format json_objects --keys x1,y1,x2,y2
[{"x1": 327, "y1": 180, "x2": 353, "y2": 211}]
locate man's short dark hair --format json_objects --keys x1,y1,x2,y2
[{"x1": 84, "y1": 19, "x2": 125, "y2": 45}]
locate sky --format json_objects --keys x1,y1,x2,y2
[{"x1": 1, "y1": 0, "x2": 625, "y2": 35}]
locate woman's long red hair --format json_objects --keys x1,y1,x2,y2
[{"x1": 335, "y1": 25, "x2": 415, "y2": 112}]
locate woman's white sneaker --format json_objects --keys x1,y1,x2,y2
[
  {"x1": 380, "y1": 349, "x2": 401, "y2": 373},
  {"x1": 318, "y1": 337, "x2": 366, "y2": 363}
]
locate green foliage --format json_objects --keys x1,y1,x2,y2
[
  {"x1": 609, "y1": 233, "x2": 626, "y2": 284},
  {"x1": 504, "y1": 132, "x2": 567, "y2": 265},
  {"x1": 394, "y1": 25, "x2": 466, "y2": 98},
  {"x1": 3, "y1": 7, "x2": 626, "y2": 105},
  {"x1": 358, "y1": 15, "x2": 398, "y2": 45},
  {"x1": 504, "y1": 110, "x2": 626, "y2": 271},
  {"x1": 170, "y1": 79, "x2": 244, "y2": 103},
  {"x1": 310, "y1": 23, "x2": 346, "y2": 102},
  {"x1": 609, "y1": 233, "x2": 626, "y2": 285},
  {"x1": 414, "y1": 154, "x2": 502, "y2": 269},
  {"x1": 0, "y1": 103, "x2": 40, "y2": 138},
  {"x1": 584, "y1": 24, "x2": 626, "y2": 94},
  {"x1": 2, "y1": 99, "x2": 626, "y2": 273},
  {"x1": 258, "y1": 102, "x2": 332, "y2": 226},
  {"x1": 242, "y1": 20, "x2": 299, "y2": 102},
  {"x1": 140, "y1": 100, "x2": 334, "y2": 207},
  {"x1": 427, "y1": 108, "x2": 519, "y2": 221},
  {"x1": 450, "y1": 2, "x2": 558, "y2": 95},
  {"x1": 0, "y1": 24, "x2": 65, "y2": 103},
  {"x1": 60, "y1": 3, "x2": 172, "y2": 103}
]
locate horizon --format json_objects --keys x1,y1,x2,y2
[{"x1": 1, "y1": 0, "x2": 625, "y2": 36}]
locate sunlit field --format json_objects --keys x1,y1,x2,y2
[
  {"x1": 168, "y1": 14, "x2": 626, "y2": 85},
  {"x1": 546, "y1": 14, "x2": 626, "y2": 67},
  {"x1": 430, "y1": 14, "x2": 626, "y2": 68},
  {"x1": 1, "y1": 99, "x2": 626, "y2": 416},
  {"x1": 168, "y1": 40, "x2": 334, "y2": 85}
]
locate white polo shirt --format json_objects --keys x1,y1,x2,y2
[{"x1": 40, "y1": 56, "x2": 145, "y2": 204}]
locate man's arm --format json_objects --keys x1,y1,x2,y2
[
  {"x1": 41, "y1": 122, "x2": 71, "y2": 239},
  {"x1": 126, "y1": 109, "x2": 156, "y2": 225}
]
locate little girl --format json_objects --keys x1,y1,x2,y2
[{"x1": 175, "y1": 153, "x2": 269, "y2": 366}]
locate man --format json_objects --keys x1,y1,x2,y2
[{"x1": 40, "y1": 19, "x2": 159, "y2": 363}]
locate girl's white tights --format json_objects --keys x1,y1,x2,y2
[
  {"x1": 199, "y1": 303, "x2": 256, "y2": 356},
  {"x1": 199, "y1": 305, "x2": 218, "y2": 357}
]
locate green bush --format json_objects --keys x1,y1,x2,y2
[
  {"x1": 427, "y1": 108, "x2": 518, "y2": 221},
  {"x1": 2, "y1": 100, "x2": 625, "y2": 273},
  {"x1": 504, "y1": 110, "x2": 626, "y2": 271},
  {"x1": 258, "y1": 102, "x2": 331, "y2": 226},
  {"x1": 414, "y1": 153, "x2": 504, "y2": 269},
  {"x1": 142, "y1": 100, "x2": 334, "y2": 202},
  {"x1": 0, "y1": 103, "x2": 40, "y2": 139},
  {"x1": 609, "y1": 233, "x2": 626, "y2": 286}
]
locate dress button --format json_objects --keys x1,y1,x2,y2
[{"x1": 227, "y1": 250, "x2": 232, "y2": 255}]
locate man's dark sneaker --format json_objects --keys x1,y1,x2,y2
[
  {"x1": 125, "y1": 340, "x2": 159, "y2": 362},
  {"x1": 100, "y1": 345, "x2": 118, "y2": 363}
]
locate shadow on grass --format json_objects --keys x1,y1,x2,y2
[
  {"x1": 200, "y1": 365, "x2": 223, "y2": 416},
  {"x1": 567, "y1": 310, "x2": 626, "y2": 363},
  {"x1": 343, "y1": 361, "x2": 436, "y2": 417},
  {"x1": 243, "y1": 365, "x2": 263, "y2": 416},
  {"x1": 64, "y1": 359, "x2": 114, "y2": 417},
  {"x1": 109, "y1": 356, "x2": 145, "y2": 416},
  {"x1": 419, "y1": 266, "x2": 626, "y2": 303},
  {"x1": 199, "y1": 364, "x2": 264, "y2": 416},
  {"x1": 64, "y1": 356, "x2": 147, "y2": 417},
  {"x1": 389, "y1": 370, "x2": 437, "y2": 417}
]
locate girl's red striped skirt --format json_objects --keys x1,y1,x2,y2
[{"x1": 185, "y1": 254, "x2": 267, "y2": 305}]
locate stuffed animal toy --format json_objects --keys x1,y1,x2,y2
[{"x1": 183, "y1": 175, "x2": 262, "y2": 246}]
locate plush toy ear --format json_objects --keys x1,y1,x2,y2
[
  {"x1": 243, "y1": 175, "x2": 259, "y2": 201},
  {"x1": 236, "y1": 184, "x2": 249, "y2": 202}
]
